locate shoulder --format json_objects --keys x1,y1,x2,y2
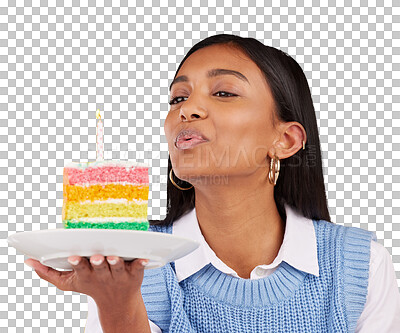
[
  {"x1": 312, "y1": 219, "x2": 377, "y2": 269},
  {"x1": 369, "y1": 238, "x2": 396, "y2": 281},
  {"x1": 313, "y1": 219, "x2": 377, "y2": 245},
  {"x1": 370, "y1": 238, "x2": 391, "y2": 266},
  {"x1": 356, "y1": 239, "x2": 400, "y2": 331},
  {"x1": 312, "y1": 219, "x2": 378, "y2": 332}
]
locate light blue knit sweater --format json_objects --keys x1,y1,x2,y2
[{"x1": 141, "y1": 218, "x2": 376, "y2": 333}]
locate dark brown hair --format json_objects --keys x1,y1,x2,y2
[{"x1": 149, "y1": 34, "x2": 331, "y2": 226}]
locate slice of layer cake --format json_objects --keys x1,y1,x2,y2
[{"x1": 62, "y1": 160, "x2": 149, "y2": 230}]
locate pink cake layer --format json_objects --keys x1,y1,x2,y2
[{"x1": 65, "y1": 166, "x2": 149, "y2": 186}]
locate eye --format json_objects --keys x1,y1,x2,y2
[
  {"x1": 169, "y1": 91, "x2": 238, "y2": 105},
  {"x1": 214, "y1": 91, "x2": 237, "y2": 97},
  {"x1": 169, "y1": 96, "x2": 188, "y2": 105}
]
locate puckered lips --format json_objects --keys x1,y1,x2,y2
[{"x1": 174, "y1": 127, "x2": 209, "y2": 150}]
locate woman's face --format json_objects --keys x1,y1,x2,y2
[{"x1": 164, "y1": 44, "x2": 282, "y2": 183}]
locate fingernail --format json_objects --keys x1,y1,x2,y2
[
  {"x1": 91, "y1": 259, "x2": 103, "y2": 266},
  {"x1": 141, "y1": 260, "x2": 149, "y2": 267},
  {"x1": 24, "y1": 260, "x2": 34, "y2": 269},
  {"x1": 68, "y1": 258, "x2": 80, "y2": 266},
  {"x1": 107, "y1": 258, "x2": 117, "y2": 265}
]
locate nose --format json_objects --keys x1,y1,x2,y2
[{"x1": 178, "y1": 96, "x2": 208, "y2": 122}]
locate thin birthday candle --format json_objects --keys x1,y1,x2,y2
[{"x1": 96, "y1": 109, "x2": 104, "y2": 161}]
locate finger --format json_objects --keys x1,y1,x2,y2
[
  {"x1": 127, "y1": 258, "x2": 149, "y2": 275},
  {"x1": 106, "y1": 256, "x2": 125, "y2": 278},
  {"x1": 25, "y1": 258, "x2": 47, "y2": 272},
  {"x1": 67, "y1": 256, "x2": 92, "y2": 276},
  {"x1": 25, "y1": 258, "x2": 74, "y2": 291},
  {"x1": 90, "y1": 255, "x2": 111, "y2": 281}
]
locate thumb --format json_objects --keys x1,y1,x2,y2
[{"x1": 25, "y1": 258, "x2": 74, "y2": 291}]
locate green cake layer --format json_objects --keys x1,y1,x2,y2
[{"x1": 63, "y1": 220, "x2": 150, "y2": 230}]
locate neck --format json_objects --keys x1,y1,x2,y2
[{"x1": 193, "y1": 173, "x2": 285, "y2": 279}]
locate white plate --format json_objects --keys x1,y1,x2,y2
[{"x1": 7, "y1": 229, "x2": 200, "y2": 270}]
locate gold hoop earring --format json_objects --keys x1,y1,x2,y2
[
  {"x1": 268, "y1": 155, "x2": 280, "y2": 186},
  {"x1": 169, "y1": 169, "x2": 194, "y2": 191}
]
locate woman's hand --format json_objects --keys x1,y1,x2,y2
[{"x1": 24, "y1": 255, "x2": 149, "y2": 308}]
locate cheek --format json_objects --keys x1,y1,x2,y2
[
  {"x1": 163, "y1": 113, "x2": 175, "y2": 142},
  {"x1": 222, "y1": 110, "x2": 271, "y2": 146},
  {"x1": 215, "y1": 115, "x2": 271, "y2": 165}
]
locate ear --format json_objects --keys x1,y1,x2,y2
[{"x1": 269, "y1": 122, "x2": 307, "y2": 159}]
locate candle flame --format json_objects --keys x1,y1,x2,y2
[{"x1": 96, "y1": 109, "x2": 101, "y2": 120}]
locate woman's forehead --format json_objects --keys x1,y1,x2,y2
[
  {"x1": 175, "y1": 44, "x2": 265, "y2": 85},
  {"x1": 180, "y1": 45, "x2": 255, "y2": 71}
]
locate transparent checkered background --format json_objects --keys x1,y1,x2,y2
[{"x1": 0, "y1": 0, "x2": 399, "y2": 331}]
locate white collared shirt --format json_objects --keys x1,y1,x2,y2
[{"x1": 86, "y1": 204, "x2": 400, "y2": 332}]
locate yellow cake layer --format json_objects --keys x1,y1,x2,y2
[
  {"x1": 63, "y1": 184, "x2": 149, "y2": 202},
  {"x1": 64, "y1": 202, "x2": 148, "y2": 220}
]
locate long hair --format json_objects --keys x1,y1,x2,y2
[{"x1": 149, "y1": 34, "x2": 331, "y2": 226}]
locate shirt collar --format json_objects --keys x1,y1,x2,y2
[{"x1": 173, "y1": 203, "x2": 319, "y2": 282}]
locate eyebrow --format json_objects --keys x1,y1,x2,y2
[{"x1": 169, "y1": 68, "x2": 249, "y2": 91}]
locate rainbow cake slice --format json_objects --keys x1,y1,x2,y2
[{"x1": 62, "y1": 160, "x2": 149, "y2": 230}]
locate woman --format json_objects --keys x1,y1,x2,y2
[{"x1": 25, "y1": 34, "x2": 400, "y2": 332}]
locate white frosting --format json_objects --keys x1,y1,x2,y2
[
  {"x1": 68, "y1": 217, "x2": 148, "y2": 223},
  {"x1": 65, "y1": 160, "x2": 149, "y2": 168},
  {"x1": 79, "y1": 198, "x2": 147, "y2": 205}
]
